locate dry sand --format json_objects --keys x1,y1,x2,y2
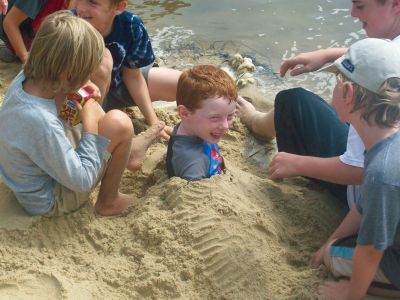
[{"x1": 0, "y1": 56, "x2": 375, "y2": 300}]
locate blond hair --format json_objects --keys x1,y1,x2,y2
[
  {"x1": 337, "y1": 73, "x2": 400, "y2": 127},
  {"x1": 24, "y1": 11, "x2": 104, "y2": 93}
]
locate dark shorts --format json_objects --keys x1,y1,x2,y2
[
  {"x1": 103, "y1": 63, "x2": 153, "y2": 112},
  {"x1": 274, "y1": 88, "x2": 349, "y2": 203}
]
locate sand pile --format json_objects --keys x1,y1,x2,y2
[{"x1": 0, "y1": 58, "x2": 348, "y2": 299}]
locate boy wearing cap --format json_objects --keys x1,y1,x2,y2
[
  {"x1": 237, "y1": 0, "x2": 400, "y2": 208},
  {"x1": 311, "y1": 38, "x2": 400, "y2": 299}
]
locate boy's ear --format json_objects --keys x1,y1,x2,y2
[
  {"x1": 392, "y1": 0, "x2": 400, "y2": 15},
  {"x1": 114, "y1": 1, "x2": 127, "y2": 15},
  {"x1": 177, "y1": 105, "x2": 191, "y2": 119},
  {"x1": 343, "y1": 83, "x2": 355, "y2": 108}
]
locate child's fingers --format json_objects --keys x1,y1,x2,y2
[
  {"x1": 73, "y1": 98, "x2": 95, "y2": 111},
  {"x1": 82, "y1": 82, "x2": 101, "y2": 102}
]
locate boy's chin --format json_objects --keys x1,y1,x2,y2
[{"x1": 205, "y1": 135, "x2": 222, "y2": 144}]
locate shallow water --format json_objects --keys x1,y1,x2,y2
[{"x1": 128, "y1": 0, "x2": 365, "y2": 98}]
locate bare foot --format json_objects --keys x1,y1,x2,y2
[
  {"x1": 95, "y1": 192, "x2": 133, "y2": 216},
  {"x1": 127, "y1": 121, "x2": 166, "y2": 171},
  {"x1": 159, "y1": 124, "x2": 173, "y2": 141},
  {"x1": 236, "y1": 96, "x2": 276, "y2": 141},
  {"x1": 236, "y1": 96, "x2": 261, "y2": 127}
]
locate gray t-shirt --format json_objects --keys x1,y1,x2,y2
[
  {"x1": 0, "y1": 72, "x2": 110, "y2": 215},
  {"x1": 0, "y1": 0, "x2": 46, "y2": 42},
  {"x1": 356, "y1": 131, "x2": 400, "y2": 288}
]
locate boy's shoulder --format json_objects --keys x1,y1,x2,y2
[
  {"x1": 115, "y1": 10, "x2": 145, "y2": 27},
  {"x1": 364, "y1": 132, "x2": 400, "y2": 186},
  {"x1": 106, "y1": 10, "x2": 147, "y2": 41}
]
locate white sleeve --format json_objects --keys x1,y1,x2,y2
[{"x1": 339, "y1": 125, "x2": 364, "y2": 168}]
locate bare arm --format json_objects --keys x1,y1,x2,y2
[
  {"x1": 280, "y1": 48, "x2": 348, "y2": 77},
  {"x1": 348, "y1": 246, "x2": 383, "y2": 300},
  {"x1": 123, "y1": 67, "x2": 159, "y2": 125},
  {"x1": 1, "y1": 0, "x2": 7, "y2": 15},
  {"x1": 3, "y1": 5, "x2": 29, "y2": 62},
  {"x1": 269, "y1": 152, "x2": 363, "y2": 185},
  {"x1": 317, "y1": 246, "x2": 383, "y2": 300},
  {"x1": 123, "y1": 66, "x2": 171, "y2": 139}
]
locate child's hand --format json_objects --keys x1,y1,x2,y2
[
  {"x1": 310, "y1": 245, "x2": 326, "y2": 268},
  {"x1": 317, "y1": 280, "x2": 350, "y2": 300},
  {"x1": 74, "y1": 98, "x2": 105, "y2": 134},
  {"x1": 0, "y1": 0, "x2": 7, "y2": 15},
  {"x1": 81, "y1": 81, "x2": 101, "y2": 102}
]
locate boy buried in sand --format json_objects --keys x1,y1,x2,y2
[
  {"x1": 0, "y1": 11, "x2": 161, "y2": 217},
  {"x1": 166, "y1": 65, "x2": 238, "y2": 181},
  {"x1": 312, "y1": 38, "x2": 400, "y2": 299}
]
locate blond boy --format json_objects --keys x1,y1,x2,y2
[
  {"x1": 0, "y1": 11, "x2": 135, "y2": 216},
  {"x1": 313, "y1": 38, "x2": 400, "y2": 299}
]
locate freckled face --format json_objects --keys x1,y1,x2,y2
[{"x1": 183, "y1": 97, "x2": 236, "y2": 144}]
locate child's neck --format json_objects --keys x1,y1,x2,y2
[
  {"x1": 176, "y1": 122, "x2": 195, "y2": 137},
  {"x1": 23, "y1": 79, "x2": 66, "y2": 109},
  {"x1": 353, "y1": 121, "x2": 399, "y2": 151}
]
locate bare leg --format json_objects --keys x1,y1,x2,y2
[
  {"x1": 236, "y1": 96, "x2": 276, "y2": 141},
  {"x1": 90, "y1": 48, "x2": 113, "y2": 105},
  {"x1": 147, "y1": 67, "x2": 181, "y2": 101},
  {"x1": 127, "y1": 121, "x2": 166, "y2": 171},
  {"x1": 95, "y1": 110, "x2": 133, "y2": 216}
]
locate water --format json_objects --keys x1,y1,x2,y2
[{"x1": 128, "y1": 0, "x2": 365, "y2": 99}]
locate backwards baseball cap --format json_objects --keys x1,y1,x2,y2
[{"x1": 319, "y1": 38, "x2": 400, "y2": 94}]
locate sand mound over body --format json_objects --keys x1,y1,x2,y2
[
  {"x1": 0, "y1": 49, "x2": 350, "y2": 299},
  {"x1": 0, "y1": 105, "x2": 345, "y2": 299}
]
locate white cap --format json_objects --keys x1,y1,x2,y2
[{"x1": 319, "y1": 38, "x2": 400, "y2": 93}]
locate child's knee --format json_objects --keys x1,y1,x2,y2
[{"x1": 103, "y1": 110, "x2": 133, "y2": 137}]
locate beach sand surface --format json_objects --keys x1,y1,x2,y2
[{"x1": 0, "y1": 55, "x2": 387, "y2": 299}]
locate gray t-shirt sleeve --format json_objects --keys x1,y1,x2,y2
[
  {"x1": 13, "y1": 0, "x2": 46, "y2": 19},
  {"x1": 356, "y1": 182, "x2": 400, "y2": 250}
]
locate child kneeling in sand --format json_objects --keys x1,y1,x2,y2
[
  {"x1": 312, "y1": 38, "x2": 400, "y2": 299},
  {"x1": 0, "y1": 11, "x2": 154, "y2": 217},
  {"x1": 166, "y1": 65, "x2": 238, "y2": 181}
]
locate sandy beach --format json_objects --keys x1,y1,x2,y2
[{"x1": 0, "y1": 49, "x2": 363, "y2": 300}]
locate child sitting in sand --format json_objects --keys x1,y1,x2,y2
[
  {"x1": 0, "y1": 11, "x2": 160, "y2": 217},
  {"x1": 0, "y1": 0, "x2": 75, "y2": 63},
  {"x1": 312, "y1": 38, "x2": 400, "y2": 299},
  {"x1": 73, "y1": 0, "x2": 181, "y2": 140},
  {"x1": 166, "y1": 65, "x2": 238, "y2": 181}
]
